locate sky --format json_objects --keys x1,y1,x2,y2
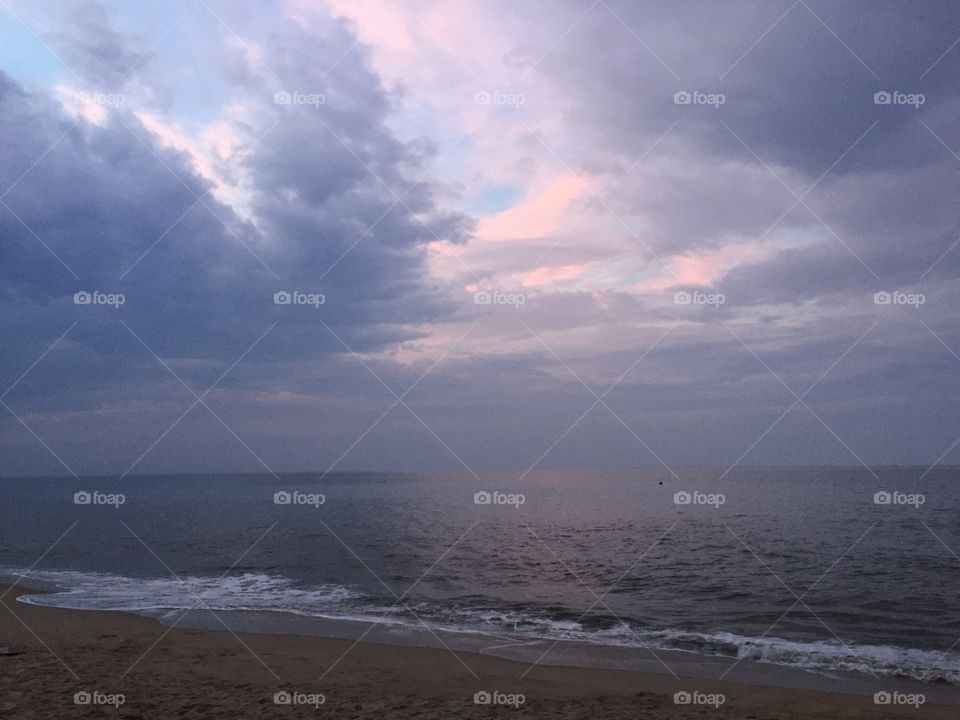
[{"x1": 2, "y1": 0, "x2": 960, "y2": 478}]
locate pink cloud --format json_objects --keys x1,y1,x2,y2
[
  {"x1": 478, "y1": 175, "x2": 590, "y2": 242},
  {"x1": 521, "y1": 262, "x2": 593, "y2": 288},
  {"x1": 636, "y1": 242, "x2": 758, "y2": 293}
]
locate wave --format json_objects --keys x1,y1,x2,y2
[
  {"x1": 4, "y1": 567, "x2": 958, "y2": 685},
  {"x1": 429, "y1": 607, "x2": 960, "y2": 684},
  {"x1": 5, "y1": 568, "x2": 359, "y2": 617}
]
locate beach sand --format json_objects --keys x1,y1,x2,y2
[{"x1": 0, "y1": 584, "x2": 953, "y2": 719}]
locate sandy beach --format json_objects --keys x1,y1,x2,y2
[{"x1": 0, "y1": 584, "x2": 953, "y2": 719}]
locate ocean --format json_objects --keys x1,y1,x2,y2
[{"x1": 1, "y1": 468, "x2": 958, "y2": 690}]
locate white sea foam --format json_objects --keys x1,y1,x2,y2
[{"x1": 6, "y1": 568, "x2": 358, "y2": 614}]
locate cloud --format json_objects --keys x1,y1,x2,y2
[
  {"x1": 4, "y1": 0, "x2": 960, "y2": 475},
  {"x1": 0, "y1": 4, "x2": 475, "y2": 474},
  {"x1": 52, "y1": 0, "x2": 147, "y2": 85}
]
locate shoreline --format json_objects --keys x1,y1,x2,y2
[
  {"x1": 11, "y1": 571, "x2": 959, "y2": 693},
  {"x1": 2, "y1": 583, "x2": 957, "y2": 718}
]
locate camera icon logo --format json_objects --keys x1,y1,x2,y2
[
  {"x1": 673, "y1": 91, "x2": 692, "y2": 105},
  {"x1": 74, "y1": 691, "x2": 92, "y2": 705},
  {"x1": 673, "y1": 691, "x2": 692, "y2": 704},
  {"x1": 74, "y1": 490, "x2": 92, "y2": 505},
  {"x1": 873, "y1": 91, "x2": 892, "y2": 105},
  {"x1": 474, "y1": 691, "x2": 492, "y2": 704},
  {"x1": 873, "y1": 291, "x2": 891, "y2": 305},
  {"x1": 474, "y1": 491, "x2": 492, "y2": 505},
  {"x1": 274, "y1": 91, "x2": 292, "y2": 105},
  {"x1": 473, "y1": 290, "x2": 492, "y2": 305},
  {"x1": 274, "y1": 691, "x2": 292, "y2": 705},
  {"x1": 874, "y1": 691, "x2": 892, "y2": 705},
  {"x1": 473, "y1": 91, "x2": 492, "y2": 105},
  {"x1": 673, "y1": 290, "x2": 692, "y2": 305},
  {"x1": 873, "y1": 491, "x2": 892, "y2": 505},
  {"x1": 74, "y1": 291, "x2": 91, "y2": 305},
  {"x1": 274, "y1": 291, "x2": 292, "y2": 305},
  {"x1": 673, "y1": 490, "x2": 691, "y2": 505},
  {"x1": 274, "y1": 491, "x2": 292, "y2": 505}
]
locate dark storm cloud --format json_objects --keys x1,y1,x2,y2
[
  {"x1": 0, "y1": 8, "x2": 472, "y2": 422},
  {"x1": 533, "y1": 0, "x2": 960, "y2": 175}
]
